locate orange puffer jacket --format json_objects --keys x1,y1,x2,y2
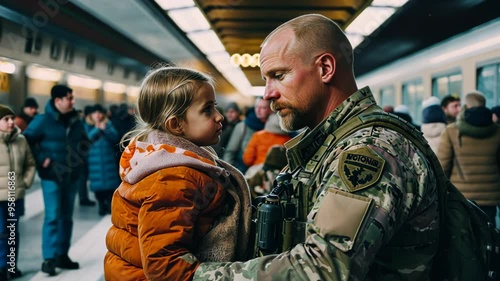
[{"x1": 105, "y1": 131, "x2": 251, "y2": 281}]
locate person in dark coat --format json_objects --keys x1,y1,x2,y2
[
  {"x1": 211, "y1": 102, "x2": 242, "y2": 157},
  {"x1": 23, "y1": 85, "x2": 87, "y2": 276},
  {"x1": 14, "y1": 97, "x2": 39, "y2": 132},
  {"x1": 110, "y1": 103, "x2": 135, "y2": 161},
  {"x1": 84, "y1": 104, "x2": 121, "y2": 215}
]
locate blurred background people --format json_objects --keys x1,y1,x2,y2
[
  {"x1": 223, "y1": 97, "x2": 272, "y2": 173},
  {"x1": 491, "y1": 105, "x2": 500, "y2": 124},
  {"x1": 441, "y1": 94, "x2": 461, "y2": 124},
  {"x1": 242, "y1": 113, "x2": 291, "y2": 178},
  {"x1": 109, "y1": 103, "x2": 136, "y2": 162},
  {"x1": 382, "y1": 105, "x2": 394, "y2": 113},
  {"x1": 84, "y1": 104, "x2": 121, "y2": 216},
  {"x1": 14, "y1": 97, "x2": 39, "y2": 132},
  {"x1": 76, "y1": 105, "x2": 96, "y2": 207},
  {"x1": 23, "y1": 85, "x2": 87, "y2": 276},
  {"x1": 211, "y1": 102, "x2": 241, "y2": 157},
  {"x1": 437, "y1": 91, "x2": 500, "y2": 226},
  {"x1": 0, "y1": 104, "x2": 35, "y2": 280},
  {"x1": 394, "y1": 104, "x2": 420, "y2": 130},
  {"x1": 421, "y1": 96, "x2": 447, "y2": 154}
]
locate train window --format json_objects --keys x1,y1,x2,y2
[
  {"x1": 432, "y1": 72, "x2": 462, "y2": 99},
  {"x1": 402, "y1": 79, "x2": 424, "y2": 125},
  {"x1": 379, "y1": 85, "x2": 396, "y2": 108},
  {"x1": 24, "y1": 30, "x2": 34, "y2": 54},
  {"x1": 64, "y1": 46, "x2": 74, "y2": 63},
  {"x1": 477, "y1": 63, "x2": 500, "y2": 107},
  {"x1": 50, "y1": 41, "x2": 61, "y2": 60},
  {"x1": 86, "y1": 54, "x2": 96, "y2": 70}
]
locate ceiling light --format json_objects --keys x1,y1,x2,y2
[
  {"x1": 0, "y1": 61, "x2": 16, "y2": 74},
  {"x1": 26, "y1": 65, "x2": 63, "y2": 81},
  {"x1": 218, "y1": 67, "x2": 252, "y2": 96},
  {"x1": 207, "y1": 52, "x2": 235, "y2": 71},
  {"x1": 346, "y1": 7, "x2": 395, "y2": 36},
  {"x1": 230, "y1": 53, "x2": 260, "y2": 67},
  {"x1": 68, "y1": 74, "x2": 102, "y2": 89},
  {"x1": 371, "y1": 0, "x2": 409, "y2": 7},
  {"x1": 187, "y1": 30, "x2": 226, "y2": 54},
  {"x1": 252, "y1": 86, "x2": 265, "y2": 97},
  {"x1": 156, "y1": 0, "x2": 194, "y2": 10},
  {"x1": 126, "y1": 86, "x2": 141, "y2": 97},
  {"x1": 168, "y1": 7, "x2": 210, "y2": 32},
  {"x1": 346, "y1": 34, "x2": 364, "y2": 49},
  {"x1": 103, "y1": 82, "x2": 127, "y2": 93}
]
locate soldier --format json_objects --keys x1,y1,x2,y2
[{"x1": 193, "y1": 14, "x2": 440, "y2": 280}]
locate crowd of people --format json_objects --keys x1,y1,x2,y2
[
  {"x1": 0, "y1": 13, "x2": 498, "y2": 281},
  {"x1": 0, "y1": 86, "x2": 135, "y2": 279},
  {"x1": 385, "y1": 92, "x2": 500, "y2": 226}
]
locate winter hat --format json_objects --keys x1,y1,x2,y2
[
  {"x1": 394, "y1": 104, "x2": 410, "y2": 115},
  {"x1": 90, "y1": 104, "x2": 106, "y2": 114},
  {"x1": 23, "y1": 97, "x2": 39, "y2": 108},
  {"x1": 0, "y1": 104, "x2": 15, "y2": 119},
  {"x1": 264, "y1": 113, "x2": 286, "y2": 134},
  {"x1": 226, "y1": 102, "x2": 241, "y2": 113},
  {"x1": 422, "y1": 96, "x2": 441, "y2": 110},
  {"x1": 422, "y1": 105, "x2": 446, "y2": 124}
]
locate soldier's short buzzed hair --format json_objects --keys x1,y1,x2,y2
[{"x1": 262, "y1": 14, "x2": 354, "y2": 67}]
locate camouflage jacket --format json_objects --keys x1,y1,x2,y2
[{"x1": 194, "y1": 87, "x2": 439, "y2": 281}]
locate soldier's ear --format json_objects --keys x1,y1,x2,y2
[
  {"x1": 317, "y1": 53, "x2": 335, "y2": 83},
  {"x1": 165, "y1": 117, "x2": 183, "y2": 135}
]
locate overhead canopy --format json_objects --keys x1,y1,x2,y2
[
  {"x1": 196, "y1": 0, "x2": 372, "y2": 86},
  {"x1": 0, "y1": 0, "x2": 498, "y2": 95}
]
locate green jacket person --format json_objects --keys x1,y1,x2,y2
[{"x1": 193, "y1": 14, "x2": 439, "y2": 281}]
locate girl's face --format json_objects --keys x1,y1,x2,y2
[
  {"x1": 0, "y1": 115, "x2": 15, "y2": 132},
  {"x1": 180, "y1": 83, "x2": 224, "y2": 146}
]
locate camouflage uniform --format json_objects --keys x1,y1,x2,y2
[{"x1": 194, "y1": 87, "x2": 439, "y2": 281}]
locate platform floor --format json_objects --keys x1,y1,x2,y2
[{"x1": 16, "y1": 176, "x2": 108, "y2": 281}]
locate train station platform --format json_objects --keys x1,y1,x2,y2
[{"x1": 16, "y1": 176, "x2": 108, "y2": 281}]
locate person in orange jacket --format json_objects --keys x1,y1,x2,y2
[
  {"x1": 104, "y1": 66, "x2": 252, "y2": 281},
  {"x1": 242, "y1": 113, "x2": 291, "y2": 178}
]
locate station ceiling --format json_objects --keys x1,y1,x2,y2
[{"x1": 0, "y1": 0, "x2": 498, "y2": 95}]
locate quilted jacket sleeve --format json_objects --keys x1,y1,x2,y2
[{"x1": 137, "y1": 169, "x2": 220, "y2": 281}]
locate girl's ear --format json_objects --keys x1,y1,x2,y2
[{"x1": 165, "y1": 117, "x2": 183, "y2": 135}]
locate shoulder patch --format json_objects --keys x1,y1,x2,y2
[{"x1": 338, "y1": 147, "x2": 385, "y2": 192}]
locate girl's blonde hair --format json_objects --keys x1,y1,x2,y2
[{"x1": 122, "y1": 66, "x2": 214, "y2": 147}]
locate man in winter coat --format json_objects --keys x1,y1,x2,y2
[
  {"x1": 23, "y1": 85, "x2": 88, "y2": 276},
  {"x1": 438, "y1": 91, "x2": 500, "y2": 225}
]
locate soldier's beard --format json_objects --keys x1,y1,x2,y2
[{"x1": 274, "y1": 105, "x2": 308, "y2": 132}]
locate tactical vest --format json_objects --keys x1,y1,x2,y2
[
  {"x1": 278, "y1": 106, "x2": 436, "y2": 250},
  {"x1": 270, "y1": 108, "x2": 499, "y2": 281}
]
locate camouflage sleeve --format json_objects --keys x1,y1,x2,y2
[{"x1": 194, "y1": 128, "x2": 432, "y2": 281}]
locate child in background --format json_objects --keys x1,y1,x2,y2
[
  {"x1": 84, "y1": 104, "x2": 121, "y2": 216},
  {"x1": 104, "y1": 66, "x2": 252, "y2": 281},
  {"x1": 0, "y1": 104, "x2": 35, "y2": 280}
]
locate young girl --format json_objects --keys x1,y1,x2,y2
[
  {"x1": 84, "y1": 104, "x2": 121, "y2": 215},
  {"x1": 0, "y1": 104, "x2": 35, "y2": 280},
  {"x1": 104, "y1": 67, "x2": 252, "y2": 281}
]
